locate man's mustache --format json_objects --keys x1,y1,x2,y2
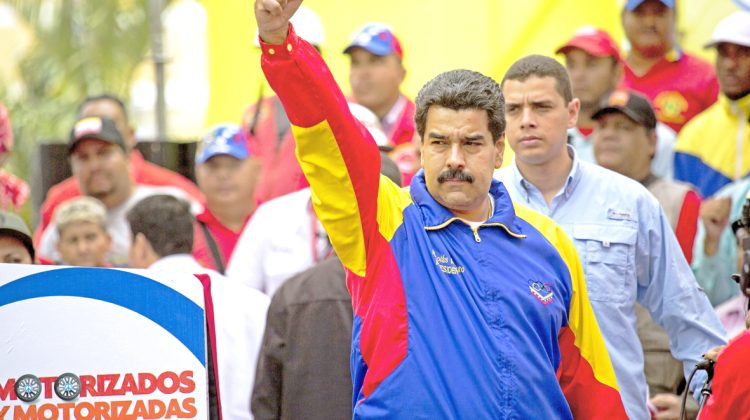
[{"x1": 438, "y1": 169, "x2": 474, "y2": 183}]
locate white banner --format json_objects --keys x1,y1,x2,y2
[{"x1": 0, "y1": 264, "x2": 208, "y2": 419}]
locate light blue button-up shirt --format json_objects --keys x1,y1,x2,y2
[{"x1": 496, "y1": 147, "x2": 726, "y2": 420}]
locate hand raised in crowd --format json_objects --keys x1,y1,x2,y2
[
  {"x1": 255, "y1": 0, "x2": 303, "y2": 44},
  {"x1": 700, "y1": 196, "x2": 731, "y2": 256}
]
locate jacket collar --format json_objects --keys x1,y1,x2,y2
[
  {"x1": 409, "y1": 170, "x2": 525, "y2": 236},
  {"x1": 719, "y1": 92, "x2": 750, "y2": 117}
]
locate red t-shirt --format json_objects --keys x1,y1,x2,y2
[
  {"x1": 622, "y1": 51, "x2": 719, "y2": 133},
  {"x1": 192, "y1": 208, "x2": 250, "y2": 272},
  {"x1": 388, "y1": 98, "x2": 417, "y2": 146},
  {"x1": 242, "y1": 97, "x2": 309, "y2": 205},
  {"x1": 34, "y1": 150, "x2": 204, "y2": 247},
  {"x1": 699, "y1": 330, "x2": 750, "y2": 419}
]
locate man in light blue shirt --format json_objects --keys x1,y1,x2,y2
[{"x1": 496, "y1": 54, "x2": 726, "y2": 420}]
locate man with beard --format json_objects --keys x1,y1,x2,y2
[
  {"x1": 37, "y1": 116, "x2": 196, "y2": 266},
  {"x1": 35, "y1": 94, "x2": 204, "y2": 249},
  {"x1": 679, "y1": 11, "x2": 750, "y2": 307},
  {"x1": 621, "y1": 0, "x2": 718, "y2": 133},
  {"x1": 556, "y1": 26, "x2": 676, "y2": 179}
]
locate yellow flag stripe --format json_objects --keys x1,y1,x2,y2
[
  {"x1": 292, "y1": 121, "x2": 367, "y2": 276},
  {"x1": 513, "y1": 202, "x2": 620, "y2": 391}
]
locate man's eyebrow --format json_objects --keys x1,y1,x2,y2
[
  {"x1": 531, "y1": 99, "x2": 555, "y2": 106},
  {"x1": 427, "y1": 132, "x2": 447, "y2": 139}
]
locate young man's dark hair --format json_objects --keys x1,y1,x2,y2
[
  {"x1": 502, "y1": 54, "x2": 574, "y2": 103},
  {"x1": 126, "y1": 194, "x2": 193, "y2": 256},
  {"x1": 414, "y1": 69, "x2": 505, "y2": 142}
]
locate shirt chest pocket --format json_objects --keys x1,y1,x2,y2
[{"x1": 572, "y1": 224, "x2": 637, "y2": 303}]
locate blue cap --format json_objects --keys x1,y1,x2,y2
[
  {"x1": 195, "y1": 124, "x2": 249, "y2": 165},
  {"x1": 625, "y1": 0, "x2": 675, "y2": 11},
  {"x1": 343, "y1": 23, "x2": 403, "y2": 58}
]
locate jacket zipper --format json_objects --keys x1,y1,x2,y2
[{"x1": 737, "y1": 105, "x2": 746, "y2": 180}]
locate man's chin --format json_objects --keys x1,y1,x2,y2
[
  {"x1": 437, "y1": 192, "x2": 473, "y2": 210},
  {"x1": 86, "y1": 189, "x2": 112, "y2": 201},
  {"x1": 636, "y1": 44, "x2": 667, "y2": 59}
]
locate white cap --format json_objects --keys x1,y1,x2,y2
[
  {"x1": 347, "y1": 102, "x2": 392, "y2": 150},
  {"x1": 254, "y1": 6, "x2": 324, "y2": 47},
  {"x1": 705, "y1": 11, "x2": 750, "y2": 48}
]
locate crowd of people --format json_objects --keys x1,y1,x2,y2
[{"x1": 1, "y1": 0, "x2": 750, "y2": 418}]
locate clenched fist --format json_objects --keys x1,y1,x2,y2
[{"x1": 255, "y1": 0, "x2": 304, "y2": 44}]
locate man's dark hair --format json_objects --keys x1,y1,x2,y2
[
  {"x1": 414, "y1": 69, "x2": 505, "y2": 142},
  {"x1": 126, "y1": 195, "x2": 194, "y2": 257},
  {"x1": 502, "y1": 55, "x2": 573, "y2": 103},
  {"x1": 77, "y1": 93, "x2": 129, "y2": 122}
]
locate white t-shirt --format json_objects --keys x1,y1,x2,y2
[
  {"x1": 39, "y1": 185, "x2": 200, "y2": 266},
  {"x1": 226, "y1": 188, "x2": 330, "y2": 296},
  {"x1": 149, "y1": 254, "x2": 269, "y2": 420}
]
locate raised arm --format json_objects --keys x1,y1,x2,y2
[{"x1": 255, "y1": 0, "x2": 408, "y2": 277}]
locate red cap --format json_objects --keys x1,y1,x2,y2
[{"x1": 556, "y1": 26, "x2": 622, "y2": 63}]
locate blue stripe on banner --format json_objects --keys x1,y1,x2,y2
[
  {"x1": 674, "y1": 152, "x2": 733, "y2": 198},
  {"x1": 0, "y1": 267, "x2": 205, "y2": 364}
]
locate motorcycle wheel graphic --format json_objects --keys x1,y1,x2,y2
[
  {"x1": 54, "y1": 372, "x2": 81, "y2": 401},
  {"x1": 15, "y1": 374, "x2": 42, "y2": 403}
]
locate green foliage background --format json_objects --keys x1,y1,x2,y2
[{"x1": 0, "y1": 0, "x2": 168, "y2": 221}]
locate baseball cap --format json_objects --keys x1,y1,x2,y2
[
  {"x1": 704, "y1": 11, "x2": 750, "y2": 49},
  {"x1": 68, "y1": 116, "x2": 126, "y2": 154},
  {"x1": 54, "y1": 196, "x2": 108, "y2": 232},
  {"x1": 195, "y1": 124, "x2": 250, "y2": 165},
  {"x1": 556, "y1": 26, "x2": 622, "y2": 62},
  {"x1": 592, "y1": 90, "x2": 657, "y2": 129},
  {"x1": 343, "y1": 23, "x2": 403, "y2": 59},
  {"x1": 0, "y1": 210, "x2": 34, "y2": 260},
  {"x1": 625, "y1": 0, "x2": 675, "y2": 11}
]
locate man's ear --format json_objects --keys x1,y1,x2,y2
[
  {"x1": 130, "y1": 232, "x2": 155, "y2": 268},
  {"x1": 647, "y1": 128, "x2": 658, "y2": 159},
  {"x1": 494, "y1": 134, "x2": 505, "y2": 169}
]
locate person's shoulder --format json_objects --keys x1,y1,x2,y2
[
  {"x1": 721, "y1": 330, "x2": 750, "y2": 361},
  {"x1": 579, "y1": 162, "x2": 658, "y2": 207},
  {"x1": 273, "y1": 256, "x2": 348, "y2": 306},
  {"x1": 43, "y1": 177, "x2": 80, "y2": 204},
  {"x1": 512, "y1": 202, "x2": 557, "y2": 238},
  {"x1": 494, "y1": 165, "x2": 514, "y2": 182},
  {"x1": 210, "y1": 270, "x2": 271, "y2": 306},
  {"x1": 651, "y1": 177, "x2": 695, "y2": 195},
  {"x1": 715, "y1": 177, "x2": 750, "y2": 203},
  {"x1": 134, "y1": 158, "x2": 203, "y2": 199},
  {"x1": 679, "y1": 51, "x2": 715, "y2": 71},
  {"x1": 257, "y1": 187, "x2": 312, "y2": 214},
  {"x1": 679, "y1": 100, "x2": 723, "y2": 137}
]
